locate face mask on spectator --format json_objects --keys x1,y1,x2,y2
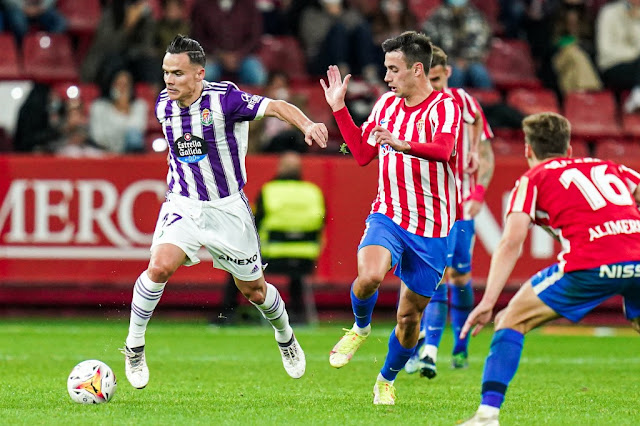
[{"x1": 447, "y1": 0, "x2": 468, "y2": 7}]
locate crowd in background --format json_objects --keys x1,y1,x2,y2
[{"x1": 1, "y1": 0, "x2": 640, "y2": 156}]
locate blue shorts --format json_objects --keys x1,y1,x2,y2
[
  {"x1": 531, "y1": 261, "x2": 640, "y2": 322},
  {"x1": 446, "y1": 219, "x2": 475, "y2": 273},
  {"x1": 358, "y1": 213, "x2": 448, "y2": 297}
]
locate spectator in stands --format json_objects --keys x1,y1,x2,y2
[
  {"x1": 596, "y1": 0, "x2": 640, "y2": 113},
  {"x1": 13, "y1": 83, "x2": 63, "y2": 152},
  {"x1": 89, "y1": 69, "x2": 148, "y2": 153},
  {"x1": 1, "y1": 0, "x2": 67, "y2": 44},
  {"x1": 259, "y1": 72, "x2": 308, "y2": 152},
  {"x1": 422, "y1": 0, "x2": 493, "y2": 88},
  {"x1": 154, "y1": 0, "x2": 190, "y2": 59},
  {"x1": 551, "y1": 0, "x2": 602, "y2": 94},
  {"x1": 370, "y1": 0, "x2": 418, "y2": 77},
  {"x1": 259, "y1": 0, "x2": 297, "y2": 36},
  {"x1": 81, "y1": 0, "x2": 160, "y2": 88},
  {"x1": 190, "y1": 0, "x2": 267, "y2": 86},
  {"x1": 53, "y1": 99, "x2": 105, "y2": 158},
  {"x1": 299, "y1": 0, "x2": 379, "y2": 83}
]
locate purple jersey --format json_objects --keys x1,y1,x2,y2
[{"x1": 155, "y1": 81, "x2": 270, "y2": 200}]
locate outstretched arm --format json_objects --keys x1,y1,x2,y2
[
  {"x1": 460, "y1": 212, "x2": 531, "y2": 338},
  {"x1": 264, "y1": 100, "x2": 328, "y2": 149},
  {"x1": 321, "y1": 65, "x2": 377, "y2": 165}
]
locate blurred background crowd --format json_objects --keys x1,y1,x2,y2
[{"x1": 0, "y1": 0, "x2": 639, "y2": 158}]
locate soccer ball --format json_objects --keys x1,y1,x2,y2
[{"x1": 67, "y1": 360, "x2": 117, "y2": 404}]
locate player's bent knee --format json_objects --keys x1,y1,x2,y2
[
  {"x1": 146, "y1": 263, "x2": 176, "y2": 283},
  {"x1": 356, "y1": 270, "x2": 385, "y2": 292},
  {"x1": 396, "y1": 311, "x2": 420, "y2": 330}
]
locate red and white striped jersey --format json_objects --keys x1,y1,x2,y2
[
  {"x1": 361, "y1": 90, "x2": 462, "y2": 238},
  {"x1": 443, "y1": 90, "x2": 495, "y2": 218},
  {"x1": 507, "y1": 157, "x2": 640, "y2": 272}
]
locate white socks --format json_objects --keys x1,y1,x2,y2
[
  {"x1": 353, "y1": 323, "x2": 371, "y2": 336},
  {"x1": 126, "y1": 271, "x2": 166, "y2": 348},
  {"x1": 376, "y1": 373, "x2": 393, "y2": 385},
  {"x1": 420, "y1": 344, "x2": 439, "y2": 362},
  {"x1": 252, "y1": 283, "x2": 293, "y2": 343},
  {"x1": 478, "y1": 404, "x2": 500, "y2": 417}
]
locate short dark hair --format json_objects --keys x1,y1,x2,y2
[
  {"x1": 381, "y1": 31, "x2": 433, "y2": 70},
  {"x1": 522, "y1": 112, "x2": 571, "y2": 159},
  {"x1": 166, "y1": 35, "x2": 206, "y2": 67},
  {"x1": 430, "y1": 45, "x2": 448, "y2": 68}
]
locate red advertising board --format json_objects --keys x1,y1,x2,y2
[{"x1": 2, "y1": 153, "x2": 626, "y2": 290}]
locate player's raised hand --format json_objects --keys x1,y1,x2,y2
[
  {"x1": 304, "y1": 122, "x2": 329, "y2": 148},
  {"x1": 460, "y1": 300, "x2": 494, "y2": 339},
  {"x1": 320, "y1": 65, "x2": 351, "y2": 112}
]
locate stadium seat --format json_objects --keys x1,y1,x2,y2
[
  {"x1": 563, "y1": 91, "x2": 622, "y2": 140},
  {"x1": 593, "y1": 139, "x2": 640, "y2": 160},
  {"x1": 486, "y1": 39, "x2": 541, "y2": 90},
  {"x1": 569, "y1": 138, "x2": 590, "y2": 158},
  {"x1": 506, "y1": 87, "x2": 560, "y2": 115},
  {"x1": 135, "y1": 82, "x2": 162, "y2": 133},
  {"x1": 291, "y1": 83, "x2": 333, "y2": 128},
  {"x1": 257, "y1": 35, "x2": 308, "y2": 83},
  {"x1": 53, "y1": 82, "x2": 100, "y2": 114},
  {"x1": 23, "y1": 32, "x2": 78, "y2": 83},
  {"x1": 490, "y1": 136, "x2": 524, "y2": 157},
  {"x1": 0, "y1": 33, "x2": 21, "y2": 80},
  {"x1": 465, "y1": 88, "x2": 502, "y2": 107},
  {"x1": 57, "y1": 0, "x2": 101, "y2": 34},
  {"x1": 408, "y1": 0, "x2": 441, "y2": 22}
]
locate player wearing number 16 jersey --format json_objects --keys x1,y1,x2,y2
[{"x1": 459, "y1": 112, "x2": 640, "y2": 426}]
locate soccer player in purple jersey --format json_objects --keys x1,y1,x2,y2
[{"x1": 121, "y1": 35, "x2": 328, "y2": 389}]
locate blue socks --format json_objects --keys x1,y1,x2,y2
[
  {"x1": 380, "y1": 328, "x2": 415, "y2": 381},
  {"x1": 351, "y1": 283, "x2": 378, "y2": 328},
  {"x1": 481, "y1": 328, "x2": 525, "y2": 408},
  {"x1": 450, "y1": 281, "x2": 474, "y2": 355},
  {"x1": 423, "y1": 283, "x2": 448, "y2": 348}
]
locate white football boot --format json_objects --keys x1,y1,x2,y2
[
  {"x1": 460, "y1": 406, "x2": 500, "y2": 426},
  {"x1": 278, "y1": 334, "x2": 306, "y2": 379},
  {"x1": 121, "y1": 345, "x2": 149, "y2": 389}
]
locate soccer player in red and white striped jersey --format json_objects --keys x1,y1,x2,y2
[
  {"x1": 320, "y1": 31, "x2": 462, "y2": 405},
  {"x1": 405, "y1": 45, "x2": 496, "y2": 379},
  {"x1": 460, "y1": 113, "x2": 640, "y2": 425}
]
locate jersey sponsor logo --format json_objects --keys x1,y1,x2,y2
[
  {"x1": 218, "y1": 253, "x2": 259, "y2": 266},
  {"x1": 201, "y1": 108, "x2": 213, "y2": 126},
  {"x1": 599, "y1": 263, "x2": 640, "y2": 278},
  {"x1": 241, "y1": 93, "x2": 262, "y2": 110},
  {"x1": 588, "y1": 219, "x2": 640, "y2": 241},
  {"x1": 172, "y1": 133, "x2": 208, "y2": 163}
]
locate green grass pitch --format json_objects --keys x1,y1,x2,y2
[{"x1": 0, "y1": 318, "x2": 638, "y2": 425}]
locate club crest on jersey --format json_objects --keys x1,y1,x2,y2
[
  {"x1": 172, "y1": 132, "x2": 208, "y2": 163},
  {"x1": 201, "y1": 108, "x2": 213, "y2": 126},
  {"x1": 416, "y1": 119, "x2": 425, "y2": 133}
]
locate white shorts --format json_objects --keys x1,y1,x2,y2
[{"x1": 151, "y1": 192, "x2": 263, "y2": 281}]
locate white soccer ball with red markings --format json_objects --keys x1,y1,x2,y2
[{"x1": 67, "y1": 360, "x2": 117, "y2": 404}]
